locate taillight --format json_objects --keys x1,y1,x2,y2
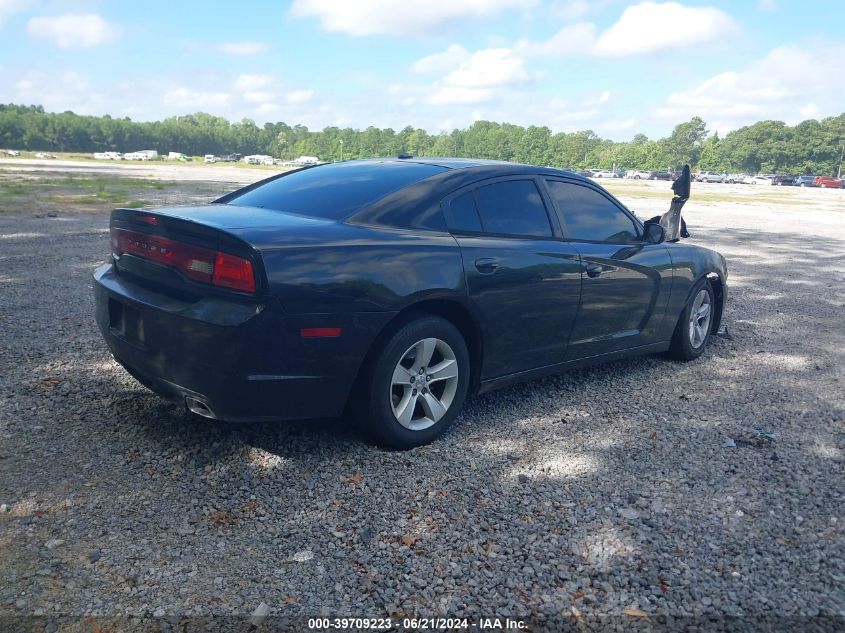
[
  {"x1": 212, "y1": 252, "x2": 255, "y2": 293},
  {"x1": 111, "y1": 227, "x2": 257, "y2": 293}
]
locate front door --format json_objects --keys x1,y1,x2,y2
[{"x1": 542, "y1": 178, "x2": 673, "y2": 360}]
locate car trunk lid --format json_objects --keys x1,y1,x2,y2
[{"x1": 109, "y1": 206, "x2": 279, "y2": 297}]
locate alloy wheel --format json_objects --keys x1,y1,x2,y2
[
  {"x1": 390, "y1": 337, "x2": 459, "y2": 431},
  {"x1": 688, "y1": 289, "x2": 712, "y2": 349}
]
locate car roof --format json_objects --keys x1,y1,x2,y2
[
  {"x1": 343, "y1": 157, "x2": 591, "y2": 182},
  {"x1": 346, "y1": 157, "x2": 602, "y2": 230}
]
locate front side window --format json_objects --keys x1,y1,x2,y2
[
  {"x1": 472, "y1": 180, "x2": 552, "y2": 238},
  {"x1": 545, "y1": 180, "x2": 639, "y2": 243}
]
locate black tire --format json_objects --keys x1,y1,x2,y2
[
  {"x1": 355, "y1": 315, "x2": 470, "y2": 449},
  {"x1": 667, "y1": 278, "x2": 715, "y2": 361}
]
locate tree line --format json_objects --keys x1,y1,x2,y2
[{"x1": 1, "y1": 104, "x2": 843, "y2": 175}]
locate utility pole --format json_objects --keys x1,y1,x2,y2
[
  {"x1": 838, "y1": 144, "x2": 844, "y2": 179},
  {"x1": 339, "y1": 139, "x2": 344, "y2": 162}
]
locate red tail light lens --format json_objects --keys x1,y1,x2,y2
[
  {"x1": 111, "y1": 227, "x2": 256, "y2": 293},
  {"x1": 212, "y1": 252, "x2": 256, "y2": 293}
]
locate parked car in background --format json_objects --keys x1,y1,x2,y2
[
  {"x1": 204, "y1": 154, "x2": 216, "y2": 163},
  {"x1": 626, "y1": 169, "x2": 651, "y2": 180},
  {"x1": 244, "y1": 154, "x2": 275, "y2": 165},
  {"x1": 771, "y1": 175, "x2": 795, "y2": 186},
  {"x1": 94, "y1": 151, "x2": 122, "y2": 160},
  {"x1": 34, "y1": 152, "x2": 57, "y2": 159},
  {"x1": 93, "y1": 158, "x2": 727, "y2": 448},
  {"x1": 743, "y1": 175, "x2": 771, "y2": 185},
  {"x1": 591, "y1": 169, "x2": 619, "y2": 178},
  {"x1": 725, "y1": 174, "x2": 747, "y2": 184},
  {"x1": 650, "y1": 171, "x2": 673, "y2": 180},
  {"x1": 813, "y1": 176, "x2": 843, "y2": 188},
  {"x1": 575, "y1": 169, "x2": 593, "y2": 178},
  {"x1": 794, "y1": 175, "x2": 816, "y2": 187},
  {"x1": 696, "y1": 172, "x2": 726, "y2": 183}
]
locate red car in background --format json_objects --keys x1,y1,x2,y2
[{"x1": 813, "y1": 176, "x2": 843, "y2": 188}]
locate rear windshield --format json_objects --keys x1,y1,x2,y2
[{"x1": 223, "y1": 160, "x2": 447, "y2": 219}]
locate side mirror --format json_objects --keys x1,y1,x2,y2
[{"x1": 644, "y1": 222, "x2": 665, "y2": 244}]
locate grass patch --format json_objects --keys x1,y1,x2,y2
[
  {"x1": 1, "y1": 183, "x2": 28, "y2": 195},
  {"x1": 47, "y1": 176, "x2": 173, "y2": 190}
]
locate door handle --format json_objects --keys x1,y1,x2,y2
[
  {"x1": 474, "y1": 257, "x2": 499, "y2": 273},
  {"x1": 585, "y1": 263, "x2": 603, "y2": 278}
]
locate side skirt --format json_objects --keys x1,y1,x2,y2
[{"x1": 476, "y1": 341, "x2": 671, "y2": 395}]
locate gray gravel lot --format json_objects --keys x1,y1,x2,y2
[{"x1": 1, "y1": 174, "x2": 844, "y2": 631}]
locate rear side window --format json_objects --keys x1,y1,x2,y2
[
  {"x1": 223, "y1": 161, "x2": 447, "y2": 220},
  {"x1": 546, "y1": 180, "x2": 639, "y2": 243},
  {"x1": 472, "y1": 180, "x2": 552, "y2": 237},
  {"x1": 447, "y1": 192, "x2": 483, "y2": 232}
]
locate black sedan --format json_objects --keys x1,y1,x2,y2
[{"x1": 94, "y1": 158, "x2": 728, "y2": 448}]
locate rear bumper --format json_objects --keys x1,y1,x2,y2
[{"x1": 93, "y1": 263, "x2": 393, "y2": 422}]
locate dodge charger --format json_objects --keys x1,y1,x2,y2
[{"x1": 93, "y1": 158, "x2": 727, "y2": 448}]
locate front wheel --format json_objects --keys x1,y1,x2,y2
[
  {"x1": 355, "y1": 315, "x2": 470, "y2": 449},
  {"x1": 667, "y1": 279, "x2": 715, "y2": 361}
]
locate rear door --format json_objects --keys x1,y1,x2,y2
[
  {"x1": 444, "y1": 177, "x2": 582, "y2": 379},
  {"x1": 542, "y1": 178, "x2": 673, "y2": 360}
]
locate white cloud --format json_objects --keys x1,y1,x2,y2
[
  {"x1": 0, "y1": 0, "x2": 30, "y2": 27},
  {"x1": 423, "y1": 46, "x2": 537, "y2": 105},
  {"x1": 428, "y1": 86, "x2": 492, "y2": 106},
  {"x1": 444, "y1": 48, "x2": 535, "y2": 89},
  {"x1": 286, "y1": 89, "x2": 314, "y2": 103},
  {"x1": 656, "y1": 46, "x2": 842, "y2": 133},
  {"x1": 234, "y1": 74, "x2": 273, "y2": 91},
  {"x1": 758, "y1": 0, "x2": 777, "y2": 10},
  {"x1": 289, "y1": 0, "x2": 537, "y2": 36},
  {"x1": 243, "y1": 91, "x2": 273, "y2": 104},
  {"x1": 163, "y1": 87, "x2": 231, "y2": 108},
  {"x1": 218, "y1": 41, "x2": 267, "y2": 55},
  {"x1": 26, "y1": 13, "x2": 120, "y2": 48},
  {"x1": 579, "y1": 90, "x2": 612, "y2": 107},
  {"x1": 516, "y1": 22, "x2": 596, "y2": 57},
  {"x1": 412, "y1": 44, "x2": 470, "y2": 74},
  {"x1": 600, "y1": 118, "x2": 637, "y2": 132},
  {"x1": 548, "y1": 0, "x2": 592, "y2": 19},
  {"x1": 799, "y1": 102, "x2": 818, "y2": 118},
  {"x1": 593, "y1": 2, "x2": 736, "y2": 56}
]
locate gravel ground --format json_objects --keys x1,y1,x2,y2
[{"x1": 1, "y1": 176, "x2": 844, "y2": 632}]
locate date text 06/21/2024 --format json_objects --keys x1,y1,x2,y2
[{"x1": 306, "y1": 617, "x2": 527, "y2": 630}]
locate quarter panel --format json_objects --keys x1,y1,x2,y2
[{"x1": 251, "y1": 224, "x2": 466, "y2": 314}]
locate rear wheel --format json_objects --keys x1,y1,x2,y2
[
  {"x1": 668, "y1": 279, "x2": 714, "y2": 361},
  {"x1": 355, "y1": 315, "x2": 470, "y2": 449}
]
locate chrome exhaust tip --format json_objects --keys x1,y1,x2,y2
[{"x1": 185, "y1": 397, "x2": 216, "y2": 419}]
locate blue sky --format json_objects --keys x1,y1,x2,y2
[{"x1": 0, "y1": 0, "x2": 841, "y2": 140}]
